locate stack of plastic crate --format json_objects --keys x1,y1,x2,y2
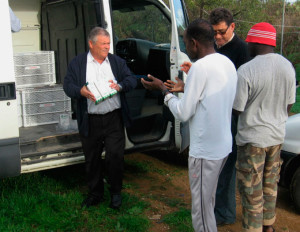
[
  {"x1": 14, "y1": 51, "x2": 56, "y2": 88},
  {"x1": 14, "y1": 51, "x2": 71, "y2": 127}
]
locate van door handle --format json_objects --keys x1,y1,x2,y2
[{"x1": 0, "y1": 83, "x2": 16, "y2": 101}]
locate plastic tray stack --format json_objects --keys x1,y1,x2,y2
[
  {"x1": 14, "y1": 51, "x2": 71, "y2": 127},
  {"x1": 17, "y1": 85, "x2": 71, "y2": 127},
  {"x1": 13, "y1": 51, "x2": 56, "y2": 88}
]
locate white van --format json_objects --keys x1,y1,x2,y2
[
  {"x1": 1, "y1": 0, "x2": 300, "y2": 213},
  {"x1": 0, "y1": 0, "x2": 190, "y2": 177}
]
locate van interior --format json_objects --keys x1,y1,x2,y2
[{"x1": 10, "y1": 0, "x2": 174, "y2": 162}]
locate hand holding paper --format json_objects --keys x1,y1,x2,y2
[{"x1": 80, "y1": 85, "x2": 96, "y2": 102}]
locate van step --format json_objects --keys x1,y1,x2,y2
[
  {"x1": 20, "y1": 132, "x2": 82, "y2": 159},
  {"x1": 21, "y1": 151, "x2": 84, "y2": 166},
  {"x1": 21, "y1": 141, "x2": 82, "y2": 159},
  {"x1": 21, "y1": 151, "x2": 85, "y2": 173}
]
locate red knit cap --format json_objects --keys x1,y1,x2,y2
[{"x1": 245, "y1": 22, "x2": 276, "y2": 47}]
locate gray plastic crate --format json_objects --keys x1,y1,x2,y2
[
  {"x1": 18, "y1": 85, "x2": 71, "y2": 127},
  {"x1": 21, "y1": 112, "x2": 70, "y2": 127},
  {"x1": 14, "y1": 51, "x2": 56, "y2": 88}
]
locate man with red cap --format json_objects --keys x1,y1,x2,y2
[{"x1": 233, "y1": 22, "x2": 296, "y2": 232}]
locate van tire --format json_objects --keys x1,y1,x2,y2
[{"x1": 290, "y1": 166, "x2": 300, "y2": 214}]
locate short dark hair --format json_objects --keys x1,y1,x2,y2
[
  {"x1": 209, "y1": 8, "x2": 233, "y2": 26},
  {"x1": 186, "y1": 18, "x2": 214, "y2": 46}
]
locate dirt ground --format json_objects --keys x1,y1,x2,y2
[{"x1": 123, "y1": 152, "x2": 300, "y2": 232}]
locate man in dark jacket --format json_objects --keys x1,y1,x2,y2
[
  {"x1": 210, "y1": 8, "x2": 250, "y2": 69},
  {"x1": 63, "y1": 27, "x2": 137, "y2": 209},
  {"x1": 209, "y1": 8, "x2": 250, "y2": 225}
]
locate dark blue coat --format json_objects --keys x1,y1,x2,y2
[{"x1": 63, "y1": 52, "x2": 137, "y2": 137}]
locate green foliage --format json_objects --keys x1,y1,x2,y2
[
  {"x1": 296, "y1": 64, "x2": 300, "y2": 82},
  {"x1": 183, "y1": 0, "x2": 299, "y2": 57},
  {"x1": 182, "y1": 0, "x2": 299, "y2": 114},
  {"x1": 113, "y1": 5, "x2": 171, "y2": 43},
  {"x1": 291, "y1": 87, "x2": 300, "y2": 114}
]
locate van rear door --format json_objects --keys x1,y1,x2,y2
[
  {"x1": 169, "y1": 0, "x2": 190, "y2": 152},
  {"x1": 0, "y1": 0, "x2": 21, "y2": 177}
]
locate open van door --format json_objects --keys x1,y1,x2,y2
[
  {"x1": 169, "y1": 0, "x2": 190, "y2": 152},
  {"x1": 0, "y1": 0, "x2": 21, "y2": 177}
]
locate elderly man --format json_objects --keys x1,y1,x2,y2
[
  {"x1": 64, "y1": 27, "x2": 136, "y2": 209},
  {"x1": 142, "y1": 19, "x2": 237, "y2": 232},
  {"x1": 233, "y1": 22, "x2": 296, "y2": 232}
]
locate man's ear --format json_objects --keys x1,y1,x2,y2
[
  {"x1": 230, "y1": 22, "x2": 235, "y2": 31},
  {"x1": 88, "y1": 40, "x2": 93, "y2": 49},
  {"x1": 191, "y1": 38, "x2": 197, "y2": 48}
]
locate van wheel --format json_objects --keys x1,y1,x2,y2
[{"x1": 290, "y1": 167, "x2": 300, "y2": 214}]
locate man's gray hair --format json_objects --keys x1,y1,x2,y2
[{"x1": 88, "y1": 27, "x2": 110, "y2": 44}]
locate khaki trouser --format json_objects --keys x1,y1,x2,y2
[{"x1": 236, "y1": 144, "x2": 282, "y2": 232}]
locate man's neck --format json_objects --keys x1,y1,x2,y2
[
  {"x1": 198, "y1": 47, "x2": 216, "y2": 59},
  {"x1": 254, "y1": 46, "x2": 274, "y2": 56},
  {"x1": 255, "y1": 51, "x2": 274, "y2": 56},
  {"x1": 217, "y1": 33, "x2": 235, "y2": 49},
  {"x1": 90, "y1": 51, "x2": 106, "y2": 64}
]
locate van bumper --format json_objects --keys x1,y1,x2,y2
[{"x1": 0, "y1": 137, "x2": 20, "y2": 178}]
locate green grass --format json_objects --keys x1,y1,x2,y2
[
  {"x1": 0, "y1": 165, "x2": 150, "y2": 232},
  {"x1": 163, "y1": 208, "x2": 193, "y2": 232},
  {"x1": 0, "y1": 160, "x2": 194, "y2": 232},
  {"x1": 291, "y1": 87, "x2": 300, "y2": 114},
  {"x1": 125, "y1": 159, "x2": 168, "y2": 176}
]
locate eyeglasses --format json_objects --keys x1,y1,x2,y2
[{"x1": 214, "y1": 24, "x2": 231, "y2": 36}]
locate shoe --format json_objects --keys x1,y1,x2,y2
[
  {"x1": 263, "y1": 225, "x2": 275, "y2": 232},
  {"x1": 81, "y1": 196, "x2": 103, "y2": 208},
  {"x1": 110, "y1": 194, "x2": 122, "y2": 209}
]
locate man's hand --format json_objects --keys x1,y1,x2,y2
[
  {"x1": 141, "y1": 74, "x2": 166, "y2": 91},
  {"x1": 180, "y1": 61, "x2": 192, "y2": 74},
  {"x1": 109, "y1": 80, "x2": 121, "y2": 92},
  {"x1": 80, "y1": 85, "x2": 96, "y2": 102},
  {"x1": 164, "y1": 77, "x2": 185, "y2": 93}
]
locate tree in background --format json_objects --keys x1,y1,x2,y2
[{"x1": 164, "y1": 0, "x2": 299, "y2": 81}]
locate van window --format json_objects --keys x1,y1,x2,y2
[
  {"x1": 173, "y1": 0, "x2": 188, "y2": 54},
  {"x1": 111, "y1": 1, "x2": 173, "y2": 145},
  {"x1": 112, "y1": 4, "x2": 171, "y2": 44}
]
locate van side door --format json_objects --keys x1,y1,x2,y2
[{"x1": 170, "y1": 0, "x2": 190, "y2": 152}]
